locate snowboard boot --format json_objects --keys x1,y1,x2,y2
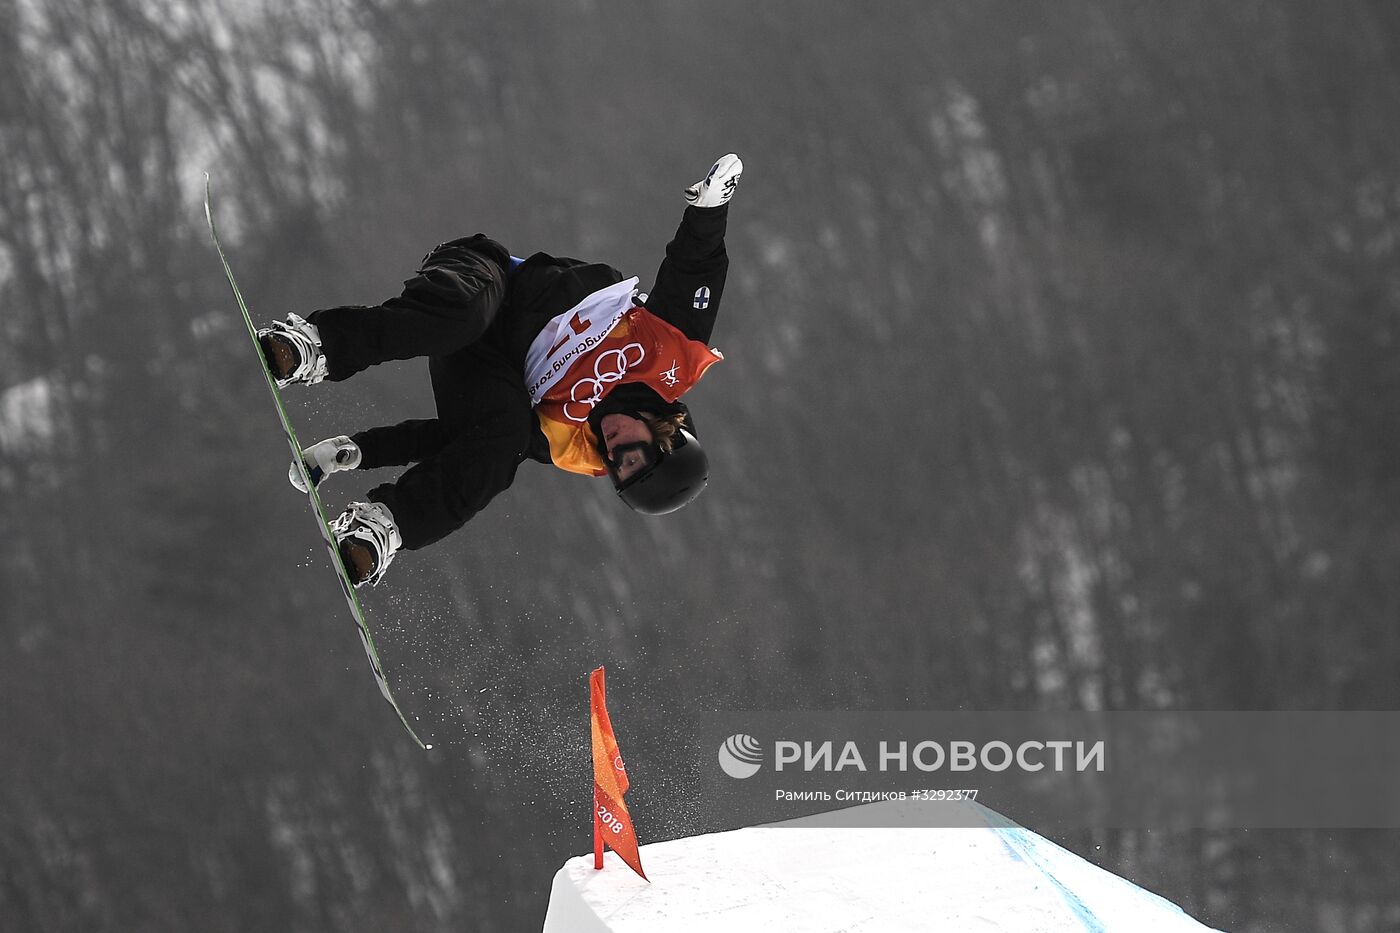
[
  {"x1": 685, "y1": 153, "x2": 743, "y2": 208},
  {"x1": 330, "y1": 500, "x2": 401, "y2": 587},
  {"x1": 290, "y1": 435, "x2": 362, "y2": 492},
  {"x1": 257, "y1": 313, "x2": 327, "y2": 388}
]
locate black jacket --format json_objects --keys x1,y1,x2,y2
[{"x1": 350, "y1": 205, "x2": 729, "y2": 548}]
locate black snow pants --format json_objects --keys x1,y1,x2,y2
[{"x1": 307, "y1": 235, "x2": 535, "y2": 550}]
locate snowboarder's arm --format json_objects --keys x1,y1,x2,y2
[
  {"x1": 351, "y1": 419, "x2": 450, "y2": 470},
  {"x1": 364, "y1": 406, "x2": 534, "y2": 550},
  {"x1": 640, "y1": 204, "x2": 729, "y2": 344},
  {"x1": 641, "y1": 155, "x2": 741, "y2": 343}
]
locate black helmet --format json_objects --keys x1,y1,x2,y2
[{"x1": 612, "y1": 428, "x2": 708, "y2": 515}]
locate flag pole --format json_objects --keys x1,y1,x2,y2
[{"x1": 593, "y1": 787, "x2": 605, "y2": 869}]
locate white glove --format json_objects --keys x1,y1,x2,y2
[
  {"x1": 685, "y1": 153, "x2": 743, "y2": 208},
  {"x1": 289, "y1": 435, "x2": 361, "y2": 492}
]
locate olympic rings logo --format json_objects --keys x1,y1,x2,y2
[{"x1": 564, "y1": 343, "x2": 645, "y2": 422}]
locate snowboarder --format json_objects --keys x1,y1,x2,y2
[{"x1": 256, "y1": 154, "x2": 743, "y2": 587}]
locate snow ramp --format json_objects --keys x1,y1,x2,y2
[{"x1": 542, "y1": 801, "x2": 1221, "y2": 932}]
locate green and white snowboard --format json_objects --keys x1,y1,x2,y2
[{"x1": 204, "y1": 176, "x2": 430, "y2": 749}]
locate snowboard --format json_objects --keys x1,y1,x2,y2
[{"x1": 204, "y1": 176, "x2": 430, "y2": 749}]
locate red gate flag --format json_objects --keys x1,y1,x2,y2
[{"x1": 590, "y1": 666, "x2": 647, "y2": 880}]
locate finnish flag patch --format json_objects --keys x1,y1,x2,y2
[{"x1": 693, "y1": 286, "x2": 711, "y2": 311}]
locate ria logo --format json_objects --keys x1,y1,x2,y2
[{"x1": 718, "y1": 733, "x2": 763, "y2": 779}]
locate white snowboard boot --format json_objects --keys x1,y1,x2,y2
[
  {"x1": 330, "y1": 501, "x2": 401, "y2": 587},
  {"x1": 685, "y1": 153, "x2": 743, "y2": 208},
  {"x1": 290, "y1": 435, "x2": 361, "y2": 492},
  {"x1": 257, "y1": 313, "x2": 327, "y2": 388}
]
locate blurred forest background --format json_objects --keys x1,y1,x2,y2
[{"x1": 3, "y1": 0, "x2": 1399, "y2": 930}]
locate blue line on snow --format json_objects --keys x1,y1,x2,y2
[{"x1": 975, "y1": 805, "x2": 1106, "y2": 932}]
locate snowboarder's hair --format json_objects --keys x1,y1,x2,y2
[{"x1": 646, "y1": 412, "x2": 690, "y2": 455}]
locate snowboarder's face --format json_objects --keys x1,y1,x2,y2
[{"x1": 600, "y1": 413, "x2": 656, "y2": 482}]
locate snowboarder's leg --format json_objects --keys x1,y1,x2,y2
[{"x1": 269, "y1": 234, "x2": 512, "y2": 384}]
